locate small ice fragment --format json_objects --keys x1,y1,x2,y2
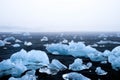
[
  {"x1": 12, "y1": 44, "x2": 20, "y2": 47},
  {"x1": 95, "y1": 67, "x2": 107, "y2": 75},
  {"x1": 62, "y1": 39, "x2": 68, "y2": 43},
  {"x1": 41, "y1": 36, "x2": 48, "y2": 42},
  {"x1": 24, "y1": 41, "x2": 32, "y2": 46},
  {"x1": 62, "y1": 72, "x2": 91, "y2": 80},
  {"x1": 15, "y1": 39, "x2": 22, "y2": 43}
]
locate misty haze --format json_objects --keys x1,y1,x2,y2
[{"x1": 0, "y1": 0, "x2": 120, "y2": 80}]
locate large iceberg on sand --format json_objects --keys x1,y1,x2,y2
[
  {"x1": 62, "y1": 72, "x2": 91, "y2": 80},
  {"x1": 10, "y1": 49, "x2": 28, "y2": 64},
  {"x1": 69, "y1": 58, "x2": 92, "y2": 71},
  {"x1": 0, "y1": 49, "x2": 49, "y2": 77},
  {"x1": 9, "y1": 70, "x2": 36, "y2": 80},
  {"x1": 108, "y1": 46, "x2": 120, "y2": 71},
  {"x1": 39, "y1": 59, "x2": 67, "y2": 75},
  {"x1": 46, "y1": 43, "x2": 69, "y2": 55},
  {"x1": 0, "y1": 59, "x2": 27, "y2": 77},
  {"x1": 46, "y1": 41, "x2": 112, "y2": 62},
  {"x1": 11, "y1": 63, "x2": 27, "y2": 77},
  {"x1": 10, "y1": 49, "x2": 50, "y2": 69},
  {"x1": 88, "y1": 52, "x2": 108, "y2": 62},
  {"x1": 0, "y1": 59, "x2": 14, "y2": 77},
  {"x1": 68, "y1": 45, "x2": 98, "y2": 57},
  {"x1": 46, "y1": 41, "x2": 99, "y2": 57}
]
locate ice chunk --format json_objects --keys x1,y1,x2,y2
[
  {"x1": 90, "y1": 44, "x2": 98, "y2": 47},
  {"x1": 108, "y1": 46, "x2": 120, "y2": 70},
  {"x1": 39, "y1": 66, "x2": 51, "y2": 75},
  {"x1": 108, "y1": 55, "x2": 120, "y2": 71},
  {"x1": 15, "y1": 39, "x2": 22, "y2": 43},
  {"x1": 0, "y1": 59, "x2": 14, "y2": 77},
  {"x1": 46, "y1": 41, "x2": 99, "y2": 57},
  {"x1": 62, "y1": 72, "x2": 91, "y2": 80},
  {"x1": 103, "y1": 50, "x2": 111, "y2": 57},
  {"x1": 88, "y1": 52, "x2": 107, "y2": 62},
  {"x1": 10, "y1": 49, "x2": 49, "y2": 70},
  {"x1": 95, "y1": 67, "x2": 107, "y2": 75},
  {"x1": 46, "y1": 43, "x2": 69, "y2": 55},
  {"x1": 0, "y1": 40, "x2": 5, "y2": 47},
  {"x1": 12, "y1": 44, "x2": 20, "y2": 47},
  {"x1": 69, "y1": 58, "x2": 92, "y2": 71},
  {"x1": 10, "y1": 49, "x2": 28, "y2": 64},
  {"x1": 68, "y1": 43, "x2": 98, "y2": 57},
  {"x1": 41, "y1": 36, "x2": 48, "y2": 42},
  {"x1": 88, "y1": 50, "x2": 110, "y2": 62},
  {"x1": 9, "y1": 70, "x2": 36, "y2": 80},
  {"x1": 27, "y1": 50, "x2": 49, "y2": 66},
  {"x1": 0, "y1": 49, "x2": 49, "y2": 77},
  {"x1": 39, "y1": 59, "x2": 67, "y2": 75},
  {"x1": 11, "y1": 63, "x2": 27, "y2": 77},
  {"x1": 62, "y1": 39, "x2": 68, "y2": 43},
  {"x1": 0, "y1": 59, "x2": 14, "y2": 71},
  {"x1": 111, "y1": 46, "x2": 120, "y2": 55},
  {"x1": 101, "y1": 61, "x2": 107, "y2": 64},
  {"x1": 24, "y1": 41, "x2": 32, "y2": 46},
  {"x1": 68, "y1": 42, "x2": 86, "y2": 57},
  {"x1": 49, "y1": 59, "x2": 67, "y2": 71},
  {"x1": 86, "y1": 62, "x2": 92, "y2": 69},
  {"x1": 4, "y1": 36, "x2": 16, "y2": 42}
]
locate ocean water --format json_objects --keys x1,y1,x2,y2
[{"x1": 0, "y1": 32, "x2": 120, "y2": 80}]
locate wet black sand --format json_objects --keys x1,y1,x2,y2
[{"x1": 0, "y1": 32, "x2": 120, "y2": 80}]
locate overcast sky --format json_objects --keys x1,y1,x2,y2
[{"x1": 0, "y1": 0, "x2": 120, "y2": 32}]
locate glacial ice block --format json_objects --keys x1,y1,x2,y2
[
  {"x1": 69, "y1": 58, "x2": 92, "y2": 71},
  {"x1": 95, "y1": 67, "x2": 107, "y2": 75},
  {"x1": 108, "y1": 46, "x2": 120, "y2": 70},
  {"x1": 46, "y1": 41, "x2": 99, "y2": 57},
  {"x1": 0, "y1": 40, "x2": 5, "y2": 47},
  {"x1": 9, "y1": 70, "x2": 36, "y2": 80},
  {"x1": 24, "y1": 41, "x2": 32, "y2": 46},
  {"x1": 62, "y1": 72, "x2": 91, "y2": 80},
  {"x1": 41, "y1": 36, "x2": 48, "y2": 42},
  {"x1": 10, "y1": 49, "x2": 50, "y2": 69},
  {"x1": 0, "y1": 59, "x2": 14, "y2": 77},
  {"x1": 39, "y1": 59, "x2": 67, "y2": 75},
  {"x1": 4, "y1": 36, "x2": 16, "y2": 42},
  {"x1": 11, "y1": 63, "x2": 27, "y2": 77}
]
